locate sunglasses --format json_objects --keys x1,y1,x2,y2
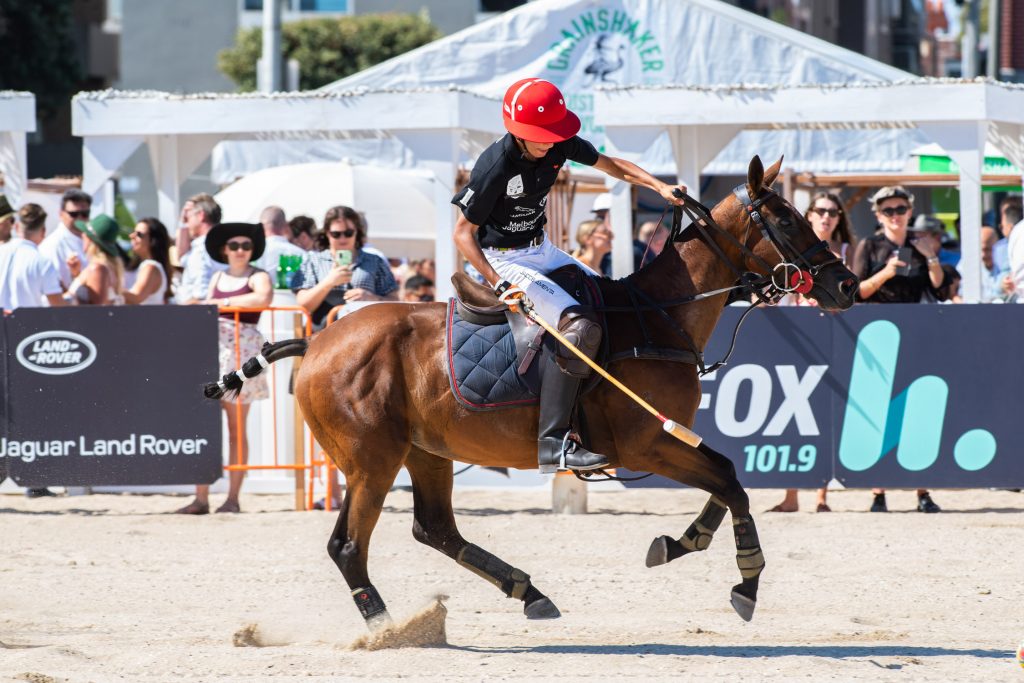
[
  {"x1": 413, "y1": 293, "x2": 433, "y2": 302},
  {"x1": 129, "y1": 230, "x2": 149, "y2": 239},
  {"x1": 879, "y1": 205, "x2": 910, "y2": 217},
  {"x1": 66, "y1": 210, "x2": 90, "y2": 219},
  {"x1": 329, "y1": 229, "x2": 356, "y2": 239},
  {"x1": 810, "y1": 207, "x2": 840, "y2": 218},
  {"x1": 226, "y1": 240, "x2": 254, "y2": 252}
]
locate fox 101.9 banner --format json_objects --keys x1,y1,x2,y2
[
  {"x1": 1, "y1": 306, "x2": 222, "y2": 487},
  {"x1": 622, "y1": 304, "x2": 1024, "y2": 489}
]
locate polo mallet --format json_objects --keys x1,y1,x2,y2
[{"x1": 517, "y1": 300, "x2": 703, "y2": 448}]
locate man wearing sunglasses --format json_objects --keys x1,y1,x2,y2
[
  {"x1": 452, "y1": 78, "x2": 686, "y2": 473},
  {"x1": 39, "y1": 188, "x2": 92, "y2": 293}
]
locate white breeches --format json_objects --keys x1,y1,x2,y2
[{"x1": 483, "y1": 236, "x2": 598, "y2": 324}]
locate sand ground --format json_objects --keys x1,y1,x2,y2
[{"x1": 1, "y1": 487, "x2": 1022, "y2": 682}]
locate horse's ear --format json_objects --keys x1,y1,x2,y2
[
  {"x1": 746, "y1": 156, "x2": 764, "y2": 197},
  {"x1": 762, "y1": 156, "x2": 783, "y2": 189}
]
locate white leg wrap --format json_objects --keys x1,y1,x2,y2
[
  {"x1": 234, "y1": 370, "x2": 248, "y2": 384},
  {"x1": 255, "y1": 354, "x2": 269, "y2": 369}
]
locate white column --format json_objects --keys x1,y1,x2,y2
[
  {"x1": 148, "y1": 135, "x2": 182, "y2": 233},
  {"x1": 603, "y1": 125, "x2": 664, "y2": 278},
  {"x1": 920, "y1": 122, "x2": 987, "y2": 303},
  {"x1": 394, "y1": 130, "x2": 460, "y2": 301},
  {"x1": 0, "y1": 131, "x2": 28, "y2": 206},
  {"x1": 668, "y1": 124, "x2": 741, "y2": 203}
]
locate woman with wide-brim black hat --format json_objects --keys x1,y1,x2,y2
[{"x1": 176, "y1": 222, "x2": 272, "y2": 516}]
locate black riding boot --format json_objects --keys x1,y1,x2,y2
[{"x1": 536, "y1": 310, "x2": 609, "y2": 473}]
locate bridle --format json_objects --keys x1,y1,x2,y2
[{"x1": 599, "y1": 184, "x2": 844, "y2": 376}]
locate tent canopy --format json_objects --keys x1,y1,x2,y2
[
  {"x1": 594, "y1": 77, "x2": 1024, "y2": 300},
  {"x1": 72, "y1": 87, "x2": 504, "y2": 298},
  {"x1": 0, "y1": 91, "x2": 36, "y2": 206}
]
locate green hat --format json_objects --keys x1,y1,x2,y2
[
  {"x1": 75, "y1": 214, "x2": 121, "y2": 257},
  {"x1": 0, "y1": 195, "x2": 13, "y2": 221}
]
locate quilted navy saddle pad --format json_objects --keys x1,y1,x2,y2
[{"x1": 445, "y1": 300, "x2": 540, "y2": 411}]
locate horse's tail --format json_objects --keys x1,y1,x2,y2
[{"x1": 203, "y1": 338, "x2": 308, "y2": 400}]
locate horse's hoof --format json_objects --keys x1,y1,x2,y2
[
  {"x1": 524, "y1": 597, "x2": 561, "y2": 620},
  {"x1": 645, "y1": 536, "x2": 671, "y2": 568},
  {"x1": 730, "y1": 590, "x2": 756, "y2": 622},
  {"x1": 365, "y1": 611, "x2": 393, "y2": 632}
]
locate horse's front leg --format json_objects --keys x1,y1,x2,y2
[{"x1": 637, "y1": 440, "x2": 766, "y2": 622}]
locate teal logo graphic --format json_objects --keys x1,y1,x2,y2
[{"x1": 838, "y1": 321, "x2": 996, "y2": 472}]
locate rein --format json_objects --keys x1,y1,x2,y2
[{"x1": 597, "y1": 185, "x2": 836, "y2": 377}]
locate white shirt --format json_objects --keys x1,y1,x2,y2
[
  {"x1": 137, "y1": 259, "x2": 168, "y2": 305},
  {"x1": 0, "y1": 238, "x2": 63, "y2": 310},
  {"x1": 1008, "y1": 220, "x2": 1024, "y2": 302},
  {"x1": 177, "y1": 233, "x2": 226, "y2": 303},
  {"x1": 38, "y1": 222, "x2": 88, "y2": 289},
  {"x1": 252, "y1": 234, "x2": 306, "y2": 275}
]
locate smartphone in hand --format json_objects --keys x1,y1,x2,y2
[
  {"x1": 895, "y1": 247, "x2": 913, "y2": 277},
  {"x1": 335, "y1": 249, "x2": 353, "y2": 267}
]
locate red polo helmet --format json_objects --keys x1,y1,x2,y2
[{"x1": 502, "y1": 78, "x2": 581, "y2": 143}]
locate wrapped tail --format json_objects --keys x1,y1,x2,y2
[{"x1": 203, "y1": 338, "x2": 308, "y2": 400}]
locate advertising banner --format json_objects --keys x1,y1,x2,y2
[
  {"x1": 623, "y1": 305, "x2": 1024, "y2": 489},
  {"x1": 1, "y1": 306, "x2": 222, "y2": 487}
]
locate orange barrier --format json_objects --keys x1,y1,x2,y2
[{"x1": 219, "y1": 304, "x2": 327, "y2": 511}]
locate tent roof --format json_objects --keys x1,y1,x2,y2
[
  {"x1": 72, "y1": 87, "x2": 501, "y2": 137},
  {"x1": 0, "y1": 91, "x2": 35, "y2": 132}
]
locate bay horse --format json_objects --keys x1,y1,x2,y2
[{"x1": 208, "y1": 156, "x2": 858, "y2": 630}]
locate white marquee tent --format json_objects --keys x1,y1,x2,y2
[
  {"x1": 595, "y1": 78, "x2": 1024, "y2": 301},
  {"x1": 0, "y1": 91, "x2": 35, "y2": 206},
  {"x1": 71, "y1": 87, "x2": 504, "y2": 298}
]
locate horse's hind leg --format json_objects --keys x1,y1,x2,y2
[
  {"x1": 404, "y1": 448, "x2": 561, "y2": 620},
  {"x1": 326, "y1": 466, "x2": 401, "y2": 631},
  {"x1": 645, "y1": 442, "x2": 765, "y2": 622}
]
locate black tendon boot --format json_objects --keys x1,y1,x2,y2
[{"x1": 537, "y1": 312, "x2": 608, "y2": 473}]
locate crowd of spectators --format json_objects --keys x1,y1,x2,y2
[{"x1": 2, "y1": 183, "x2": 1020, "y2": 511}]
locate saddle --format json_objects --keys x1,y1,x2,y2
[{"x1": 445, "y1": 268, "x2": 603, "y2": 411}]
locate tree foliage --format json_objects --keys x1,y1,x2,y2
[
  {"x1": 0, "y1": 0, "x2": 81, "y2": 117},
  {"x1": 218, "y1": 13, "x2": 441, "y2": 91}
]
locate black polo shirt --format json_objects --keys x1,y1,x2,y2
[
  {"x1": 850, "y1": 232, "x2": 952, "y2": 303},
  {"x1": 452, "y1": 133, "x2": 600, "y2": 249}
]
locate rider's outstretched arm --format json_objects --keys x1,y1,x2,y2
[{"x1": 593, "y1": 154, "x2": 686, "y2": 205}]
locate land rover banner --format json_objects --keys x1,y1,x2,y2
[
  {"x1": 1, "y1": 306, "x2": 222, "y2": 487},
  {"x1": 621, "y1": 304, "x2": 1023, "y2": 489}
]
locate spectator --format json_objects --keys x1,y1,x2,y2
[
  {"x1": 402, "y1": 274, "x2": 435, "y2": 302},
  {"x1": 591, "y1": 193, "x2": 614, "y2": 274},
  {"x1": 412, "y1": 258, "x2": 436, "y2": 284},
  {"x1": 123, "y1": 218, "x2": 173, "y2": 305},
  {"x1": 993, "y1": 199, "x2": 1019, "y2": 273},
  {"x1": 1000, "y1": 197, "x2": 1023, "y2": 302},
  {"x1": 0, "y1": 195, "x2": 13, "y2": 244},
  {"x1": 177, "y1": 193, "x2": 226, "y2": 304},
  {"x1": 634, "y1": 220, "x2": 670, "y2": 270},
  {"x1": 851, "y1": 186, "x2": 945, "y2": 513},
  {"x1": 769, "y1": 192, "x2": 854, "y2": 514},
  {"x1": 252, "y1": 205, "x2": 306, "y2": 281},
  {"x1": 0, "y1": 203, "x2": 64, "y2": 310},
  {"x1": 66, "y1": 215, "x2": 125, "y2": 306},
  {"x1": 288, "y1": 215, "x2": 317, "y2": 251},
  {"x1": 572, "y1": 218, "x2": 613, "y2": 276},
  {"x1": 292, "y1": 205, "x2": 398, "y2": 330},
  {"x1": 911, "y1": 214, "x2": 962, "y2": 303},
  {"x1": 980, "y1": 225, "x2": 1002, "y2": 302},
  {"x1": 174, "y1": 199, "x2": 194, "y2": 261},
  {"x1": 39, "y1": 188, "x2": 91, "y2": 291},
  {"x1": 0, "y1": 203, "x2": 65, "y2": 499},
  {"x1": 176, "y1": 223, "x2": 273, "y2": 515}
]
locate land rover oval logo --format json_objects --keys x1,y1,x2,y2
[{"x1": 16, "y1": 331, "x2": 97, "y2": 375}]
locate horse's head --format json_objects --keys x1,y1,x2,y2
[{"x1": 733, "y1": 156, "x2": 858, "y2": 311}]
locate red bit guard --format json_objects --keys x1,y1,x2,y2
[{"x1": 789, "y1": 270, "x2": 814, "y2": 294}]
